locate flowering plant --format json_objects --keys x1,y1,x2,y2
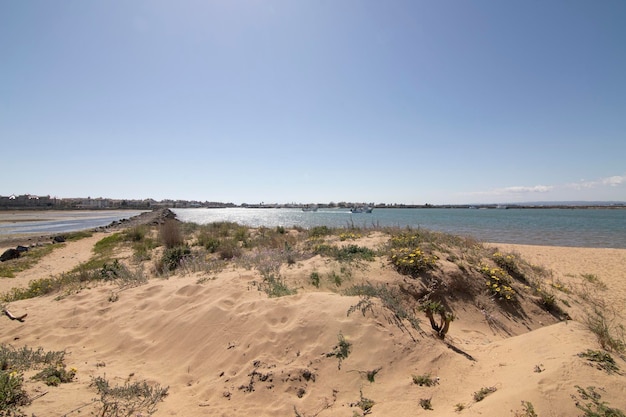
[{"x1": 479, "y1": 264, "x2": 515, "y2": 301}]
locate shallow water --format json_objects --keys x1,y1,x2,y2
[{"x1": 0, "y1": 210, "x2": 147, "y2": 236}]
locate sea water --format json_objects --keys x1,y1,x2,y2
[
  {"x1": 0, "y1": 210, "x2": 147, "y2": 236},
  {"x1": 172, "y1": 207, "x2": 626, "y2": 249}
]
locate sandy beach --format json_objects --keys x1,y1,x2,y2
[{"x1": 1, "y1": 214, "x2": 625, "y2": 416}]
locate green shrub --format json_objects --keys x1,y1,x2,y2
[
  {"x1": 573, "y1": 386, "x2": 625, "y2": 417},
  {"x1": 91, "y1": 375, "x2": 169, "y2": 417},
  {"x1": 478, "y1": 264, "x2": 515, "y2": 301},
  {"x1": 326, "y1": 332, "x2": 351, "y2": 369},
  {"x1": 310, "y1": 271, "x2": 320, "y2": 288},
  {"x1": 345, "y1": 282, "x2": 421, "y2": 333},
  {"x1": 578, "y1": 349, "x2": 620, "y2": 374},
  {"x1": 513, "y1": 401, "x2": 538, "y2": 417},
  {"x1": 390, "y1": 247, "x2": 438, "y2": 276},
  {"x1": 308, "y1": 226, "x2": 332, "y2": 238},
  {"x1": 159, "y1": 246, "x2": 191, "y2": 272},
  {"x1": 313, "y1": 244, "x2": 376, "y2": 262},
  {"x1": 218, "y1": 239, "x2": 242, "y2": 260},
  {"x1": 354, "y1": 390, "x2": 375, "y2": 414},
  {"x1": 0, "y1": 345, "x2": 69, "y2": 414},
  {"x1": 420, "y1": 301, "x2": 454, "y2": 339},
  {"x1": 124, "y1": 225, "x2": 148, "y2": 242},
  {"x1": 473, "y1": 386, "x2": 497, "y2": 402},
  {"x1": 584, "y1": 305, "x2": 625, "y2": 353},
  {"x1": 262, "y1": 274, "x2": 296, "y2": 298},
  {"x1": 412, "y1": 374, "x2": 439, "y2": 387},
  {"x1": 33, "y1": 365, "x2": 76, "y2": 386},
  {"x1": 329, "y1": 271, "x2": 342, "y2": 287},
  {"x1": 419, "y1": 397, "x2": 433, "y2": 410},
  {"x1": 201, "y1": 237, "x2": 221, "y2": 253},
  {"x1": 491, "y1": 251, "x2": 527, "y2": 283},
  {"x1": 0, "y1": 370, "x2": 28, "y2": 412}
]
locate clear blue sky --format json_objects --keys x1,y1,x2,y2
[{"x1": 2, "y1": 1, "x2": 625, "y2": 205}]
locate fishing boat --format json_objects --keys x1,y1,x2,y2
[
  {"x1": 302, "y1": 205, "x2": 318, "y2": 212},
  {"x1": 350, "y1": 206, "x2": 373, "y2": 213}
]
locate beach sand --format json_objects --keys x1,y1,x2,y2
[{"x1": 1, "y1": 224, "x2": 625, "y2": 416}]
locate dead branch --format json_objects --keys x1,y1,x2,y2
[{"x1": 3, "y1": 309, "x2": 27, "y2": 322}]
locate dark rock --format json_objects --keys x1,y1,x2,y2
[
  {"x1": 0, "y1": 248, "x2": 20, "y2": 262},
  {"x1": 52, "y1": 235, "x2": 66, "y2": 243},
  {"x1": 16, "y1": 245, "x2": 29, "y2": 253}
]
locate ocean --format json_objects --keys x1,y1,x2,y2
[{"x1": 172, "y1": 207, "x2": 626, "y2": 249}]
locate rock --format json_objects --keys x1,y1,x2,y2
[
  {"x1": 52, "y1": 235, "x2": 66, "y2": 243},
  {"x1": 0, "y1": 248, "x2": 20, "y2": 262}
]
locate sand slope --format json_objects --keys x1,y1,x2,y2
[{"x1": 1, "y1": 237, "x2": 625, "y2": 416}]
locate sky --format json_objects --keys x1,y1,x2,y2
[{"x1": 1, "y1": 1, "x2": 625, "y2": 205}]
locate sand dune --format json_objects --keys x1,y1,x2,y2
[{"x1": 2, "y1": 230, "x2": 625, "y2": 416}]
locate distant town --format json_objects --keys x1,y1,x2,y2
[{"x1": 1, "y1": 194, "x2": 625, "y2": 211}]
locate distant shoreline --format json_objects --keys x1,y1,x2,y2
[{"x1": 2, "y1": 204, "x2": 625, "y2": 211}]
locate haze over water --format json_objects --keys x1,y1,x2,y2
[{"x1": 173, "y1": 207, "x2": 626, "y2": 249}]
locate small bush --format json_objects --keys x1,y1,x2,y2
[
  {"x1": 339, "y1": 232, "x2": 361, "y2": 241},
  {"x1": 577, "y1": 349, "x2": 620, "y2": 374},
  {"x1": 473, "y1": 386, "x2": 497, "y2": 402},
  {"x1": 573, "y1": 386, "x2": 625, "y2": 417},
  {"x1": 310, "y1": 271, "x2": 320, "y2": 288},
  {"x1": 390, "y1": 247, "x2": 438, "y2": 276},
  {"x1": 479, "y1": 264, "x2": 515, "y2": 301},
  {"x1": 354, "y1": 390, "x2": 375, "y2": 414},
  {"x1": 412, "y1": 373, "x2": 439, "y2": 387},
  {"x1": 124, "y1": 225, "x2": 148, "y2": 242},
  {"x1": 91, "y1": 375, "x2": 169, "y2": 417},
  {"x1": 159, "y1": 246, "x2": 191, "y2": 272},
  {"x1": 513, "y1": 401, "x2": 538, "y2": 417},
  {"x1": 313, "y1": 244, "x2": 376, "y2": 262},
  {"x1": 329, "y1": 271, "x2": 343, "y2": 287},
  {"x1": 326, "y1": 332, "x2": 351, "y2": 369},
  {"x1": 421, "y1": 301, "x2": 454, "y2": 339},
  {"x1": 419, "y1": 397, "x2": 433, "y2": 410},
  {"x1": 0, "y1": 345, "x2": 69, "y2": 414},
  {"x1": 33, "y1": 365, "x2": 76, "y2": 386},
  {"x1": 345, "y1": 282, "x2": 421, "y2": 333},
  {"x1": 0, "y1": 370, "x2": 29, "y2": 412},
  {"x1": 262, "y1": 274, "x2": 296, "y2": 298},
  {"x1": 582, "y1": 273, "x2": 607, "y2": 290},
  {"x1": 492, "y1": 251, "x2": 527, "y2": 283},
  {"x1": 584, "y1": 305, "x2": 625, "y2": 353},
  {"x1": 218, "y1": 239, "x2": 242, "y2": 260},
  {"x1": 366, "y1": 367, "x2": 381, "y2": 383},
  {"x1": 0, "y1": 345, "x2": 65, "y2": 371},
  {"x1": 159, "y1": 219, "x2": 183, "y2": 249},
  {"x1": 308, "y1": 226, "x2": 332, "y2": 238}
]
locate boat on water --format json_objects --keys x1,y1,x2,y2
[
  {"x1": 350, "y1": 206, "x2": 373, "y2": 213},
  {"x1": 302, "y1": 205, "x2": 318, "y2": 212}
]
